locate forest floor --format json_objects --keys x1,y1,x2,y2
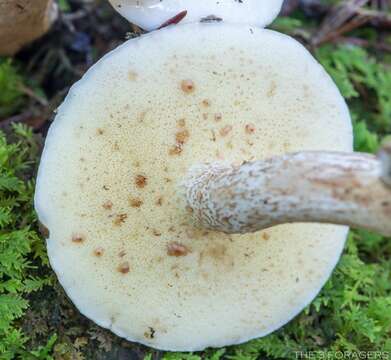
[{"x1": 0, "y1": 0, "x2": 391, "y2": 359}]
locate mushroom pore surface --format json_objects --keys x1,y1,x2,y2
[
  {"x1": 35, "y1": 23, "x2": 352, "y2": 351},
  {"x1": 108, "y1": 0, "x2": 284, "y2": 30}
]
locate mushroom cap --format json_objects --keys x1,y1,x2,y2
[
  {"x1": 108, "y1": 0, "x2": 284, "y2": 30},
  {"x1": 0, "y1": 0, "x2": 58, "y2": 56},
  {"x1": 35, "y1": 23, "x2": 353, "y2": 351}
]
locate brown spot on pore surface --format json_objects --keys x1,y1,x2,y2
[
  {"x1": 283, "y1": 142, "x2": 291, "y2": 151},
  {"x1": 262, "y1": 232, "x2": 270, "y2": 241},
  {"x1": 138, "y1": 111, "x2": 148, "y2": 123},
  {"x1": 267, "y1": 81, "x2": 277, "y2": 97},
  {"x1": 214, "y1": 113, "x2": 222, "y2": 122},
  {"x1": 96, "y1": 128, "x2": 104, "y2": 135},
  {"x1": 128, "y1": 71, "x2": 138, "y2": 81},
  {"x1": 153, "y1": 229, "x2": 162, "y2": 237},
  {"x1": 167, "y1": 242, "x2": 191, "y2": 257},
  {"x1": 245, "y1": 123, "x2": 256, "y2": 134},
  {"x1": 94, "y1": 247, "x2": 104, "y2": 257},
  {"x1": 185, "y1": 205, "x2": 194, "y2": 214},
  {"x1": 220, "y1": 125, "x2": 233, "y2": 137},
  {"x1": 102, "y1": 200, "x2": 113, "y2": 210},
  {"x1": 209, "y1": 130, "x2": 216, "y2": 142},
  {"x1": 199, "y1": 243, "x2": 234, "y2": 268},
  {"x1": 175, "y1": 129, "x2": 190, "y2": 144},
  {"x1": 169, "y1": 144, "x2": 183, "y2": 156},
  {"x1": 207, "y1": 244, "x2": 227, "y2": 261},
  {"x1": 72, "y1": 234, "x2": 85, "y2": 243},
  {"x1": 119, "y1": 250, "x2": 126, "y2": 258},
  {"x1": 177, "y1": 118, "x2": 186, "y2": 127},
  {"x1": 181, "y1": 79, "x2": 195, "y2": 94},
  {"x1": 202, "y1": 99, "x2": 211, "y2": 107},
  {"x1": 113, "y1": 214, "x2": 128, "y2": 226},
  {"x1": 156, "y1": 197, "x2": 164, "y2": 206},
  {"x1": 118, "y1": 261, "x2": 130, "y2": 274},
  {"x1": 382, "y1": 201, "x2": 391, "y2": 216},
  {"x1": 135, "y1": 175, "x2": 147, "y2": 188},
  {"x1": 144, "y1": 327, "x2": 156, "y2": 339},
  {"x1": 113, "y1": 142, "x2": 120, "y2": 151},
  {"x1": 129, "y1": 198, "x2": 143, "y2": 208}
]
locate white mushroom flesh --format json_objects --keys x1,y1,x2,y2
[
  {"x1": 108, "y1": 0, "x2": 284, "y2": 30},
  {"x1": 35, "y1": 23, "x2": 353, "y2": 351}
]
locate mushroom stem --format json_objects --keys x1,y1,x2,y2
[{"x1": 186, "y1": 146, "x2": 391, "y2": 236}]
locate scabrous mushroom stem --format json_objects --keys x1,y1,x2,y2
[{"x1": 186, "y1": 146, "x2": 391, "y2": 236}]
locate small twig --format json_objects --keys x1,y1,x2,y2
[
  {"x1": 62, "y1": 9, "x2": 88, "y2": 22},
  {"x1": 312, "y1": 0, "x2": 370, "y2": 45},
  {"x1": 57, "y1": 48, "x2": 85, "y2": 77},
  {"x1": 0, "y1": 111, "x2": 36, "y2": 131},
  {"x1": 19, "y1": 85, "x2": 49, "y2": 107},
  {"x1": 371, "y1": 0, "x2": 389, "y2": 12},
  {"x1": 357, "y1": 7, "x2": 391, "y2": 28},
  {"x1": 281, "y1": 0, "x2": 300, "y2": 16},
  {"x1": 0, "y1": 87, "x2": 69, "y2": 132},
  {"x1": 316, "y1": 17, "x2": 369, "y2": 45},
  {"x1": 299, "y1": 0, "x2": 330, "y2": 17},
  {"x1": 333, "y1": 36, "x2": 391, "y2": 52}
]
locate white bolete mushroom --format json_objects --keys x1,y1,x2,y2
[
  {"x1": 0, "y1": 0, "x2": 58, "y2": 56},
  {"x1": 107, "y1": 0, "x2": 284, "y2": 30},
  {"x1": 35, "y1": 23, "x2": 390, "y2": 351}
]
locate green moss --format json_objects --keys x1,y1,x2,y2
[
  {"x1": 316, "y1": 44, "x2": 391, "y2": 134},
  {"x1": 0, "y1": 125, "x2": 54, "y2": 359},
  {"x1": 0, "y1": 59, "x2": 26, "y2": 119}
]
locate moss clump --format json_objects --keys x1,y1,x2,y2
[
  {"x1": 317, "y1": 44, "x2": 391, "y2": 135},
  {"x1": 0, "y1": 59, "x2": 26, "y2": 118},
  {"x1": 0, "y1": 124, "x2": 56, "y2": 359}
]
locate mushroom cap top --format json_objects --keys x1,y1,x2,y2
[
  {"x1": 108, "y1": 0, "x2": 284, "y2": 30},
  {"x1": 35, "y1": 23, "x2": 352, "y2": 351},
  {"x1": 0, "y1": 0, "x2": 58, "y2": 55}
]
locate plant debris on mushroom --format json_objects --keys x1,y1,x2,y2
[
  {"x1": 36, "y1": 22, "x2": 375, "y2": 351},
  {"x1": 107, "y1": 0, "x2": 284, "y2": 30}
]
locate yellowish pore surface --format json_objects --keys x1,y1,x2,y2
[{"x1": 35, "y1": 23, "x2": 352, "y2": 351}]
